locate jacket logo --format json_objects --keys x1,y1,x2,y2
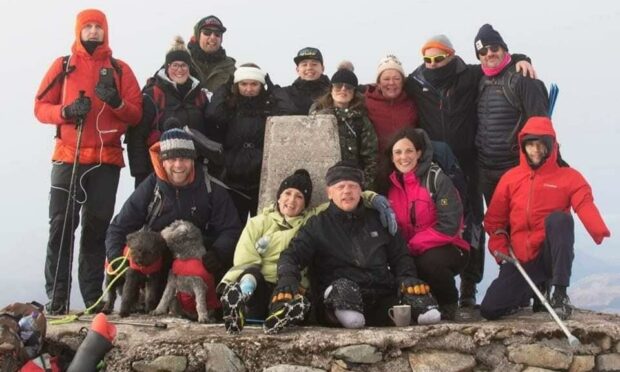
[
  {"x1": 370, "y1": 231, "x2": 379, "y2": 237},
  {"x1": 543, "y1": 183, "x2": 558, "y2": 188},
  {"x1": 439, "y1": 198, "x2": 449, "y2": 206}
]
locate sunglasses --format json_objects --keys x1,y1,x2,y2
[
  {"x1": 478, "y1": 45, "x2": 501, "y2": 56},
  {"x1": 201, "y1": 29, "x2": 222, "y2": 38},
  {"x1": 423, "y1": 54, "x2": 449, "y2": 64},
  {"x1": 332, "y1": 82, "x2": 354, "y2": 91}
]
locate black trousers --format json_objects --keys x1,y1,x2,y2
[
  {"x1": 45, "y1": 163, "x2": 120, "y2": 305},
  {"x1": 460, "y1": 160, "x2": 486, "y2": 284},
  {"x1": 480, "y1": 212, "x2": 575, "y2": 320},
  {"x1": 237, "y1": 266, "x2": 274, "y2": 320},
  {"x1": 415, "y1": 245, "x2": 469, "y2": 306}
]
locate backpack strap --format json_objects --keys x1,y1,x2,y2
[
  {"x1": 425, "y1": 163, "x2": 442, "y2": 202},
  {"x1": 142, "y1": 184, "x2": 162, "y2": 231},
  {"x1": 36, "y1": 55, "x2": 75, "y2": 100}
]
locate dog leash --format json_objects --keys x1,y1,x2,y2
[{"x1": 49, "y1": 254, "x2": 130, "y2": 325}]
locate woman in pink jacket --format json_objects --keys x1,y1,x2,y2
[{"x1": 377, "y1": 127, "x2": 469, "y2": 320}]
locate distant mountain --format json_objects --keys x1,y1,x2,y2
[{"x1": 570, "y1": 273, "x2": 620, "y2": 314}]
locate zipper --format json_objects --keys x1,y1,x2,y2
[{"x1": 525, "y1": 171, "x2": 535, "y2": 254}]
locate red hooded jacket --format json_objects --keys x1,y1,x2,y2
[
  {"x1": 484, "y1": 117, "x2": 610, "y2": 263},
  {"x1": 34, "y1": 9, "x2": 142, "y2": 167}
]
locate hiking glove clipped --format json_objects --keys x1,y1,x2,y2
[
  {"x1": 95, "y1": 79, "x2": 122, "y2": 108},
  {"x1": 370, "y1": 194, "x2": 397, "y2": 235},
  {"x1": 400, "y1": 277, "x2": 430, "y2": 296},
  {"x1": 202, "y1": 250, "x2": 223, "y2": 275},
  {"x1": 63, "y1": 95, "x2": 91, "y2": 121},
  {"x1": 270, "y1": 276, "x2": 299, "y2": 312}
]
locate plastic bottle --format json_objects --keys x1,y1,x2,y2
[{"x1": 239, "y1": 274, "x2": 257, "y2": 297}]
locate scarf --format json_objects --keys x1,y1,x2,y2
[{"x1": 482, "y1": 53, "x2": 512, "y2": 77}]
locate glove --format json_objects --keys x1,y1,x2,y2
[
  {"x1": 255, "y1": 236, "x2": 269, "y2": 254},
  {"x1": 264, "y1": 73, "x2": 275, "y2": 91},
  {"x1": 63, "y1": 95, "x2": 91, "y2": 121},
  {"x1": 371, "y1": 194, "x2": 398, "y2": 236},
  {"x1": 95, "y1": 81, "x2": 122, "y2": 108},
  {"x1": 269, "y1": 276, "x2": 299, "y2": 312},
  {"x1": 202, "y1": 250, "x2": 223, "y2": 275},
  {"x1": 400, "y1": 277, "x2": 431, "y2": 296}
]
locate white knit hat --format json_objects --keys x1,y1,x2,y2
[
  {"x1": 376, "y1": 55, "x2": 405, "y2": 82},
  {"x1": 234, "y1": 65, "x2": 266, "y2": 84}
]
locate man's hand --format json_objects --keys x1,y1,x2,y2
[
  {"x1": 371, "y1": 194, "x2": 398, "y2": 236},
  {"x1": 269, "y1": 276, "x2": 299, "y2": 312},
  {"x1": 400, "y1": 277, "x2": 430, "y2": 296},
  {"x1": 515, "y1": 60, "x2": 537, "y2": 79},
  {"x1": 63, "y1": 95, "x2": 91, "y2": 121},
  {"x1": 95, "y1": 80, "x2": 122, "y2": 108}
]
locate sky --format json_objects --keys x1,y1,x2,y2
[{"x1": 0, "y1": 0, "x2": 618, "y2": 308}]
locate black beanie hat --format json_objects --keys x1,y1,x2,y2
[
  {"x1": 165, "y1": 36, "x2": 192, "y2": 65},
  {"x1": 474, "y1": 24, "x2": 509, "y2": 58},
  {"x1": 331, "y1": 68, "x2": 358, "y2": 87},
  {"x1": 277, "y1": 169, "x2": 313, "y2": 206},
  {"x1": 325, "y1": 160, "x2": 365, "y2": 187}
]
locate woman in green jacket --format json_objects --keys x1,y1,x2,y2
[{"x1": 219, "y1": 169, "x2": 395, "y2": 334}]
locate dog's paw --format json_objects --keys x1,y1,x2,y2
[
  {"x1": 119, "y1": 309, "x2": 131, "y2": 318},
  {"x1": 151, "y1": 308, "x2": 167, "y2": 316},
  {"x1": 101, "y1": 303, "x2": 114, "y2": 315}
]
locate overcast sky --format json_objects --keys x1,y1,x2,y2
[{"x1": 0, "y1": 0, "x2": 618, "y2": 307}]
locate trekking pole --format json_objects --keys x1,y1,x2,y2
[
  {"x1": 47, "y1": 316, "x2": 168, "y2": 329},
  {"x1": 548, "y1": 83, "x2": 559, "y2": 117},
  {"x1": 493, "y1": 248, "x2": 580, "y2": 347},
  {"x1": 51, "y1": 91, "x2": 87, "y2": 314}
]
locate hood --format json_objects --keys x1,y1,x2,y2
[
  {"x1": 72, "y1": 9, "x2": 112, "y2": 59},
  {"x1": 156, "y1": 68, "x2": 201, "y2": 91},
  {"x1": 414, "y1": 128, "x2": 434, "y2": 178},
  {"x1": 517, "y1": 116, "x2": 558, "y2": 171},
  {"x1": 148, "y1": 142, "x2": 196, "y2": 184}
]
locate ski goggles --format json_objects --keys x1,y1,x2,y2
[
  {"x1": 477, "y1": 45, "x2": 501, "y2": 57},
  {"x1": 423, "y1": 54, "x2": 449, "y2": 64}
]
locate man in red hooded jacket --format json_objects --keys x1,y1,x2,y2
[
  {"x1": 480, "y1": 116, "x2": 610, "y2": 320},
  {"x1": 34, "y1": 9, "x2": 142, "y2": 314}
]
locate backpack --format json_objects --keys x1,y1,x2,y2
[
  {"x1": 0, "y1": 302, "x2": 47, "y2": 372},
  {"x1": 36, "y1": 55, "x2": 122, "y2": 101},
  {"x1": 425, "y1": 141, "x2": 468, "y2": 209}
]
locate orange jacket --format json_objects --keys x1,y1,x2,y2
[
  {"x1": 34, "y1": 9, "x2": 142, "y2": 167},
  {"x1": 484, "y1": 116, "x2": 610, "y2": 263}
]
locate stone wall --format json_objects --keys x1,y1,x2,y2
[{"x1": 46, "y1": 310, "x2": 620, "y2": 372}]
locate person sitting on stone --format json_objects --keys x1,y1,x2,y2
[
  {"x1": 218, "y1": 168, "x2": 398, "y2": 334},
  {"x1": 272, "y1": 47, "x2": 331, "y2": 115},
  {"x1": 481, "y1": 117, "x2": 610, "y2": 321},
  {"x1": 264, "y1": 161, "x2": 440, "y2": 334},
  {"x1": 187, "y1": 15, "x2": 236, "y2": 92},
  {"x1": 310, "y1": 65, "x2": 379, "y2": 190},
  {"x1": 376, "y1": 127, "x2": 470, "y2": 321}
]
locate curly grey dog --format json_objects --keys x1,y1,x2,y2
[
  {"x1": 102, "y1": 230, "x2": 168, "y2": 317},
  {"x1": 152, "y1": 220, "x2": 214, "y2": 323}
]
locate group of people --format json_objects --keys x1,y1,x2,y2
[{"x1": 34, "y1": 8, "x2": 610, "y2": 333}]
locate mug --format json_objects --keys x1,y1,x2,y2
[{"x1": 388, "y1": 304, "x2": 411, "y2": 327}]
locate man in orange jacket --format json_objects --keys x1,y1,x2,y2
[
  {"x1": 481, "y1": 116, "x2": 610, "y2": 320},
  {"x1": 34, "y1": 9, "x2": 142, "y2": 314}
]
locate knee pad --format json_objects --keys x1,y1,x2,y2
[{"x1": 323, "y1": 278, "x2": 363, "y2": 313}]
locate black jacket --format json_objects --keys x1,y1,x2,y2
[
  {"x1": 272, "y1": 75, "x2": 331, "y2": 115},
  {"x1": 205, "y1": 86, "x2": 274, "y2": 190},
  {"x1": 105, "y1": 164, "x2": 242, "y2": 268},
  {"x1": 476, "y1": 68, "x2": 548, "y2": 170},
  {"x1": 126, "y1": 70, "x2": 209, "y2": 178},
  {"x1": 278, "y1": 202, "x2": 418, "y2": 297}
]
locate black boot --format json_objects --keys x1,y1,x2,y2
[
  {"x1": 439, "y1": 303, "x2": 458, "y2": 321},
  {"x1": 550, "y1": 286, "x2": 572, "y2": 320},
  {"x1": 532, "y1": 283, "x2": 549, "y2": 313},
  {"x1": 459, "y1": 280, "x2": 477, "y2": 308}
]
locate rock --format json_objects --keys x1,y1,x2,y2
[
  {"x1": 409, "y1": 351, "x2": 476, "y2": 372},
  {"x1": 417, "y1": 332, "x2": 475, "y2": 353},
  {"x1": 522, "y1": 368, "x2": 555, "y2": 372},
  {"x1": 475, "y1": 343, "x2": 507, "y2": 367},
  {"x1": 597, "y1": 335, "x2": 612, "y2": 351},
  {"x1": 568, "y1": 355, "x2": 595, "y2": 372},
  {"x1": 491, "y1": 359, "x2": 522, "y2": 372},
  {"x1": 332, "y1": 344, "x2": 382, "y2": 364},
  {"x1": 508, "y1": 343, "x2": 572, "y2": 370},
  {"x1": 366, "y1": 357, "x2": 411, "y2": 372},
  {"x1": 616, "y1": 341, "x2": 620, "y2": 353},
  {"x1": 132, "y1": 355, "x2": 187, "y2": 372},
  {"x1": 264, "y1": 365, "x2": 325, "y2": 372},
  {"x1": 597, "y1": 353, "x2": 620, "y2": 371},
  {"x1": 204, "y1": 343, "x2": 245, "y2": 372}
]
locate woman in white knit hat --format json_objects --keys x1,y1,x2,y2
[
  {"x1": 206, "y1": 63, "x2": 276, "y2": 224},
  {"x1": 362, "y1": 55, "x2": 418, "y2": 154}
]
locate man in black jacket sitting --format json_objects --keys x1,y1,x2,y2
[{"x1": 263, "y1": 161, "x2": 440, "y2": 334}]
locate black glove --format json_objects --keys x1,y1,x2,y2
[
  {"x1": 269, "y1": 276, "x2": 299, "y2": 312},
  {"x1": 202, "y1": 250, "x2": 223, "y2": 275},
  {"x1": 63, "y1": 95, "x2": 91, "y2": 121},
  {"x1": 400, "y1": 277, "x2": 431, "y2": 296},
  {"x1": 264, "y1": 73, "x2": 275, "y2": 91},
  {"x1": 95, "y1": 81, "x2": 122, "y2": 108}
]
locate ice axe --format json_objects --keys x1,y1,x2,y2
[{"x1": 493, "y1": 247, "x2": 580, "y2": 347}]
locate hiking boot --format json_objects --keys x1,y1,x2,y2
[
  {"x1": 439, "y1": 303, "x2": 458, "y2": 321},
  {"x1": 532, "y1": 283, "x2": 549, "y2": 313},
  {"x1": 550, "y1": 291, "x2": 572, "y2": 320},
  {"x1": 263, "y1": 295, "x2": 310, "y2": 335},
  {"x1": 459, "y1": 280, "x2": 477, "y2": 308},
  {"x1": 44, "y1": 301, "x2": 67, "y2": 315},
  {"x1": 220, "y1": 283, "x2": 246, "y2": 334}
]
